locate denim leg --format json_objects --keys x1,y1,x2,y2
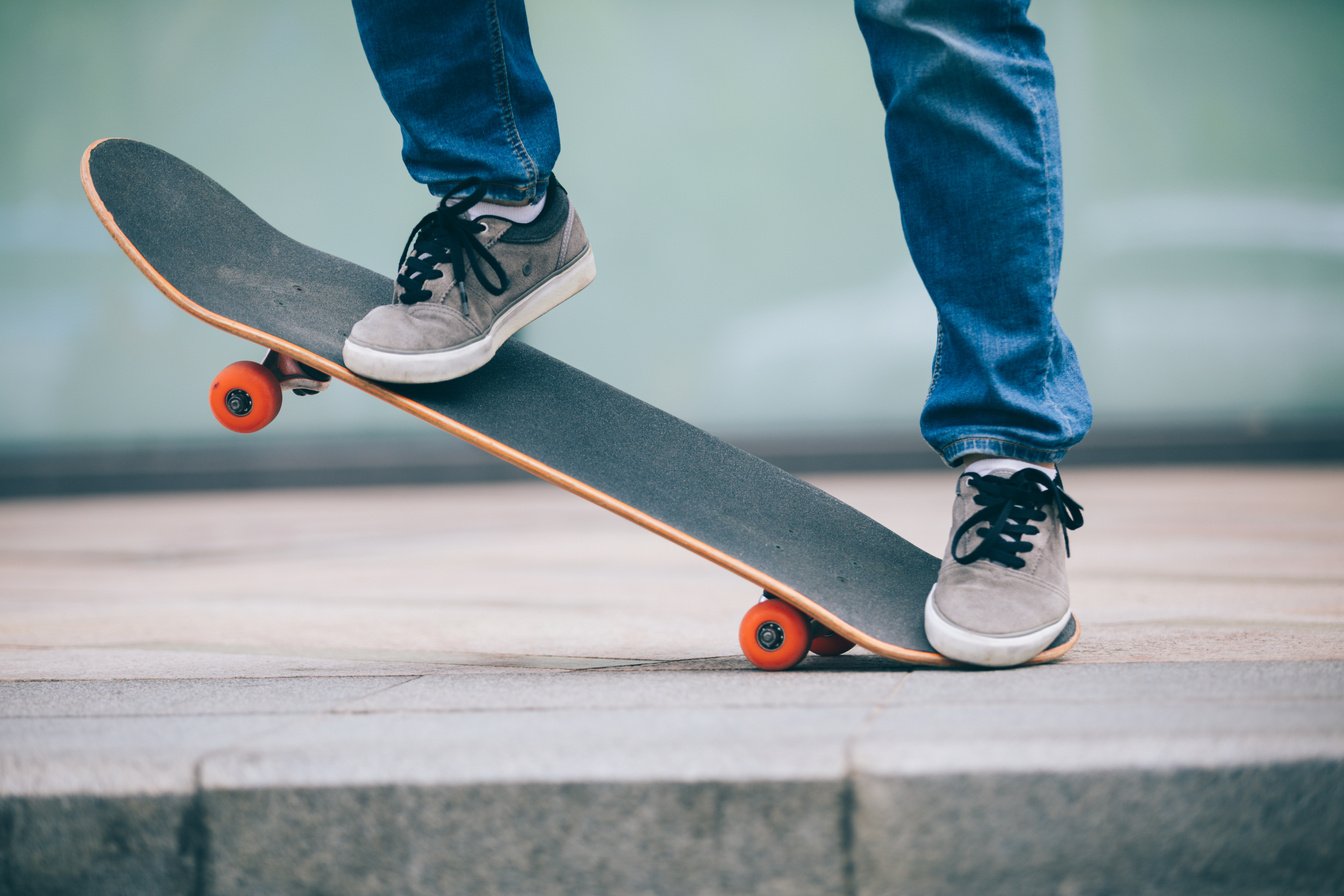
[
  {"x1": 855, "y1": 0, "x2": 1092, "y2": 466},
  {"x1": 351, "y1": 0, "x2": 559, "y2": 202}
]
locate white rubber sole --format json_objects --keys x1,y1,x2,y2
[
  {"x1": 343, "y1": 248, "x2": 596, "y2": 384},
  {"x1": 924, "y1": 584, "x2": 1069, "y2": 668}
]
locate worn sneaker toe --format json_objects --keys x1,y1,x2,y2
[
  {"x1": 347, "y1": 302, "x2": 479, "y2": 353},
  {"x1": 343, "y1": 303, "x2": 486, "y2": 383},
  {"x1": 925, "y1": 575, "x2": 1070, "y2": 668}
]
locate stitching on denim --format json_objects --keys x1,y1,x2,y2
[
  {"x1": 486, "y1": 0, "x2": 539, "y2": 200},
  {"x1": 925, "y1": 316, "x2": 945, "y2": 404}
]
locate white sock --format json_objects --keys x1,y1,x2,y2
[
  {"x1": 963, "y1": 457, "x2": 1057, "y2": 480},
  {"x1": 459, "y1": 194, "x2": 547, "y2": 225}
]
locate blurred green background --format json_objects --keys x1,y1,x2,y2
[{"x1": 2, "y1": 1, "x2": 1342, "y2": 468}]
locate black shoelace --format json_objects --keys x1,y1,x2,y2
[
  {"x1": 396, "y1": 178, "x2": 509, "y2": 315},
  {"x1": 952, "y1": 468, "x2": 1084, "y2": 569}
]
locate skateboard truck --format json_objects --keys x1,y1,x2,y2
[
  {"x1": 207, "y1": 351, "x2": 331, "y2": 434},
  {"x1": 264, "y1": 350, "x2": 331, "y2": 396},
  {"x1": 739, "y1": 592, "x2": 856, "y2": 671}
]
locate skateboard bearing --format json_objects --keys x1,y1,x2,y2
[
  {"x1": 755, "y1": 621, "x2": 785, "y2": 651},
  {"x1": 223, "y1": 388, "x2": 253, "y2": 417}
]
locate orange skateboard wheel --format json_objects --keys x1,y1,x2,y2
[
  {"x1": 809, "y1": 632, "x2": 856, "y2": 657},
  {"x1": 739, "y1": 597, "x2": 810, "y2": 671},
  {"x1": 210, "y1": 360, "x2": 282, "y2": 433}
]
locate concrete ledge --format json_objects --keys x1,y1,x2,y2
[
  {"x1": 3, "y1": 662, "x2": 1342, "y2": 895},
  {"x1": 6, "y1": 763, "x2": 1341, "y2": 896},
  {"x1": 206, "y1": 781, "x2": 847, "y2": 896},
  {"x1": 855, "y1": 760, "x2": 1343, "y2": 896},
  {"x1": 0, "y1": 794, "x2": 199, "y2": 896}
]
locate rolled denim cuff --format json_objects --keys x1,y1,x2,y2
[
  {"x1": 429, "y1": 176, "x2": 551, "y2": 205},
  {"x1": 938, "y1": 437, "x2": 1072, "y2": 468}
]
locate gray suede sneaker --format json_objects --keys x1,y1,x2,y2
[
  {"x1": 925, "y1": 463, "x2": 1084, "y2": 667},
  {"x1": 343, "y1": 177, "x2": 594, "y2": 383}
]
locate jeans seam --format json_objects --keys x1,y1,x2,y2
[
  {"x1": 485, "y1": 0, "x2": 539, "y2": 199},
  {"x1": 926, "y1": 317, "x2": 945, "y2": 403},
  {"x1": 1005, "y1": 3, "x2": 1072, "y2": 444}
]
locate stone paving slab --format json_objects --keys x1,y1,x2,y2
[
  {"x1": 3, "y1": 467, "x2": 1342, "y2": 681},
  {"x1": 0, "y1": 675, "x2": 415, "y2": 719}
]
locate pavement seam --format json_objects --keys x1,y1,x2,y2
[
  {"x1": 185, "y1": 711, "x2": 338, "y2": 894},
  {"x1": 171, "y1": 676, "x2": 426, "y2": 893},
  {"x1": 343, "y1": 674, "x2": 427, "y2": 707},
  {"x1": 566, "y1": 655, "x2": 738, "y2": 672},
  {"x1": 180, "y1": 786, "x2": 209, "y2": 896},
  {"x1": 839, "y1": 671, "x2": 914, "y2": 896}
]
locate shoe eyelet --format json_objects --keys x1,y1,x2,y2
[{"x1": 475, "y1": 221, "x2": 489, "y2": 236}]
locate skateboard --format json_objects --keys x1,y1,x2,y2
[{"x1": 81, "y1": 137, "x2": 1079, "y2": 670}]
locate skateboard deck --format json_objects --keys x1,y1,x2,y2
[{"x1": 81, "y1": 137, "x2": 1078, "y2": 669}]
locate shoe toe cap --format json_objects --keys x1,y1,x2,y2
[
  {"x1": 348, "y1": 303, "x2": 477, "y2": 353},
  {"x1": 931, "y1": 564, "x2": 1069, "y2": 638}
]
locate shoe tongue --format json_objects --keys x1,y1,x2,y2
[{"x1": 964, "y1": 458, "x2": 1057, "y2": 479}]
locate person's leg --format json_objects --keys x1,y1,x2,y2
[
  {"x1": 855, "y1": 0, "x2": 1090, "y2": 666},
  {"x1": 351, "y1": 0, "x2": 559, "y2": 202},
  {"x1": 345, "y1": 0, "x2": 594, "y2": 383},
  {"x1": 854, "y1": 0, "x2": 1091, "y2": 464}
]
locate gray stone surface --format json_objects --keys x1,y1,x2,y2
[
  {"x1": 2, "y1": 662, "x2": 1340, "y2": 894},
  {"x1": 4, "y1": 468, "x2": 1342, "y2": 682},
  {"x1": 0, "y1": 794, "x2": 199, "y2": 896},
  {"x1": 853, "y1": 760, "x2": 1344, "y2": 896},
  {"x1": 2, "y1": 468, "x2": 1343, "y2": 894},
  {"x1": 1, "y1": 715, "x2": 289, "y2": 798},
  {"x1": 0, "y1": 675, "x2": 415, "y2": 718},
  {"x1": 206, "y1": 781, "x2": 847, "y2": 896},
  {"x1": 197, "y1": 704, "x2": 869, "y2": 789},
  {"x1": 341, "y1": 667, "x2": 907, "y2": 712},
  {"x1": 851, "y1": 660, "x2": 1344, "y2": 775}
]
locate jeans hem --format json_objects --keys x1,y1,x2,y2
[
  {"x1": 938, "y1": 437, "x2": 1070, "y2": 468},
  {"x1": 428, "y1": 178, "x2": 551, "y2": 205}
]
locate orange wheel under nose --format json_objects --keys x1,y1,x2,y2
[
  {"x1": 210, "y1": 360, "x2": 282, "y2": 433},
  {"x1": 739, "y1": 598, "x2": 810, "y2": 671}
]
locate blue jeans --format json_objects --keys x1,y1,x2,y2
[
  {"x1": 351, "y1": 0, "x2": 1092, "y2": 465},
  {"x1": 352, "y1": 0, "x2": 557, "y2": 203}
]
